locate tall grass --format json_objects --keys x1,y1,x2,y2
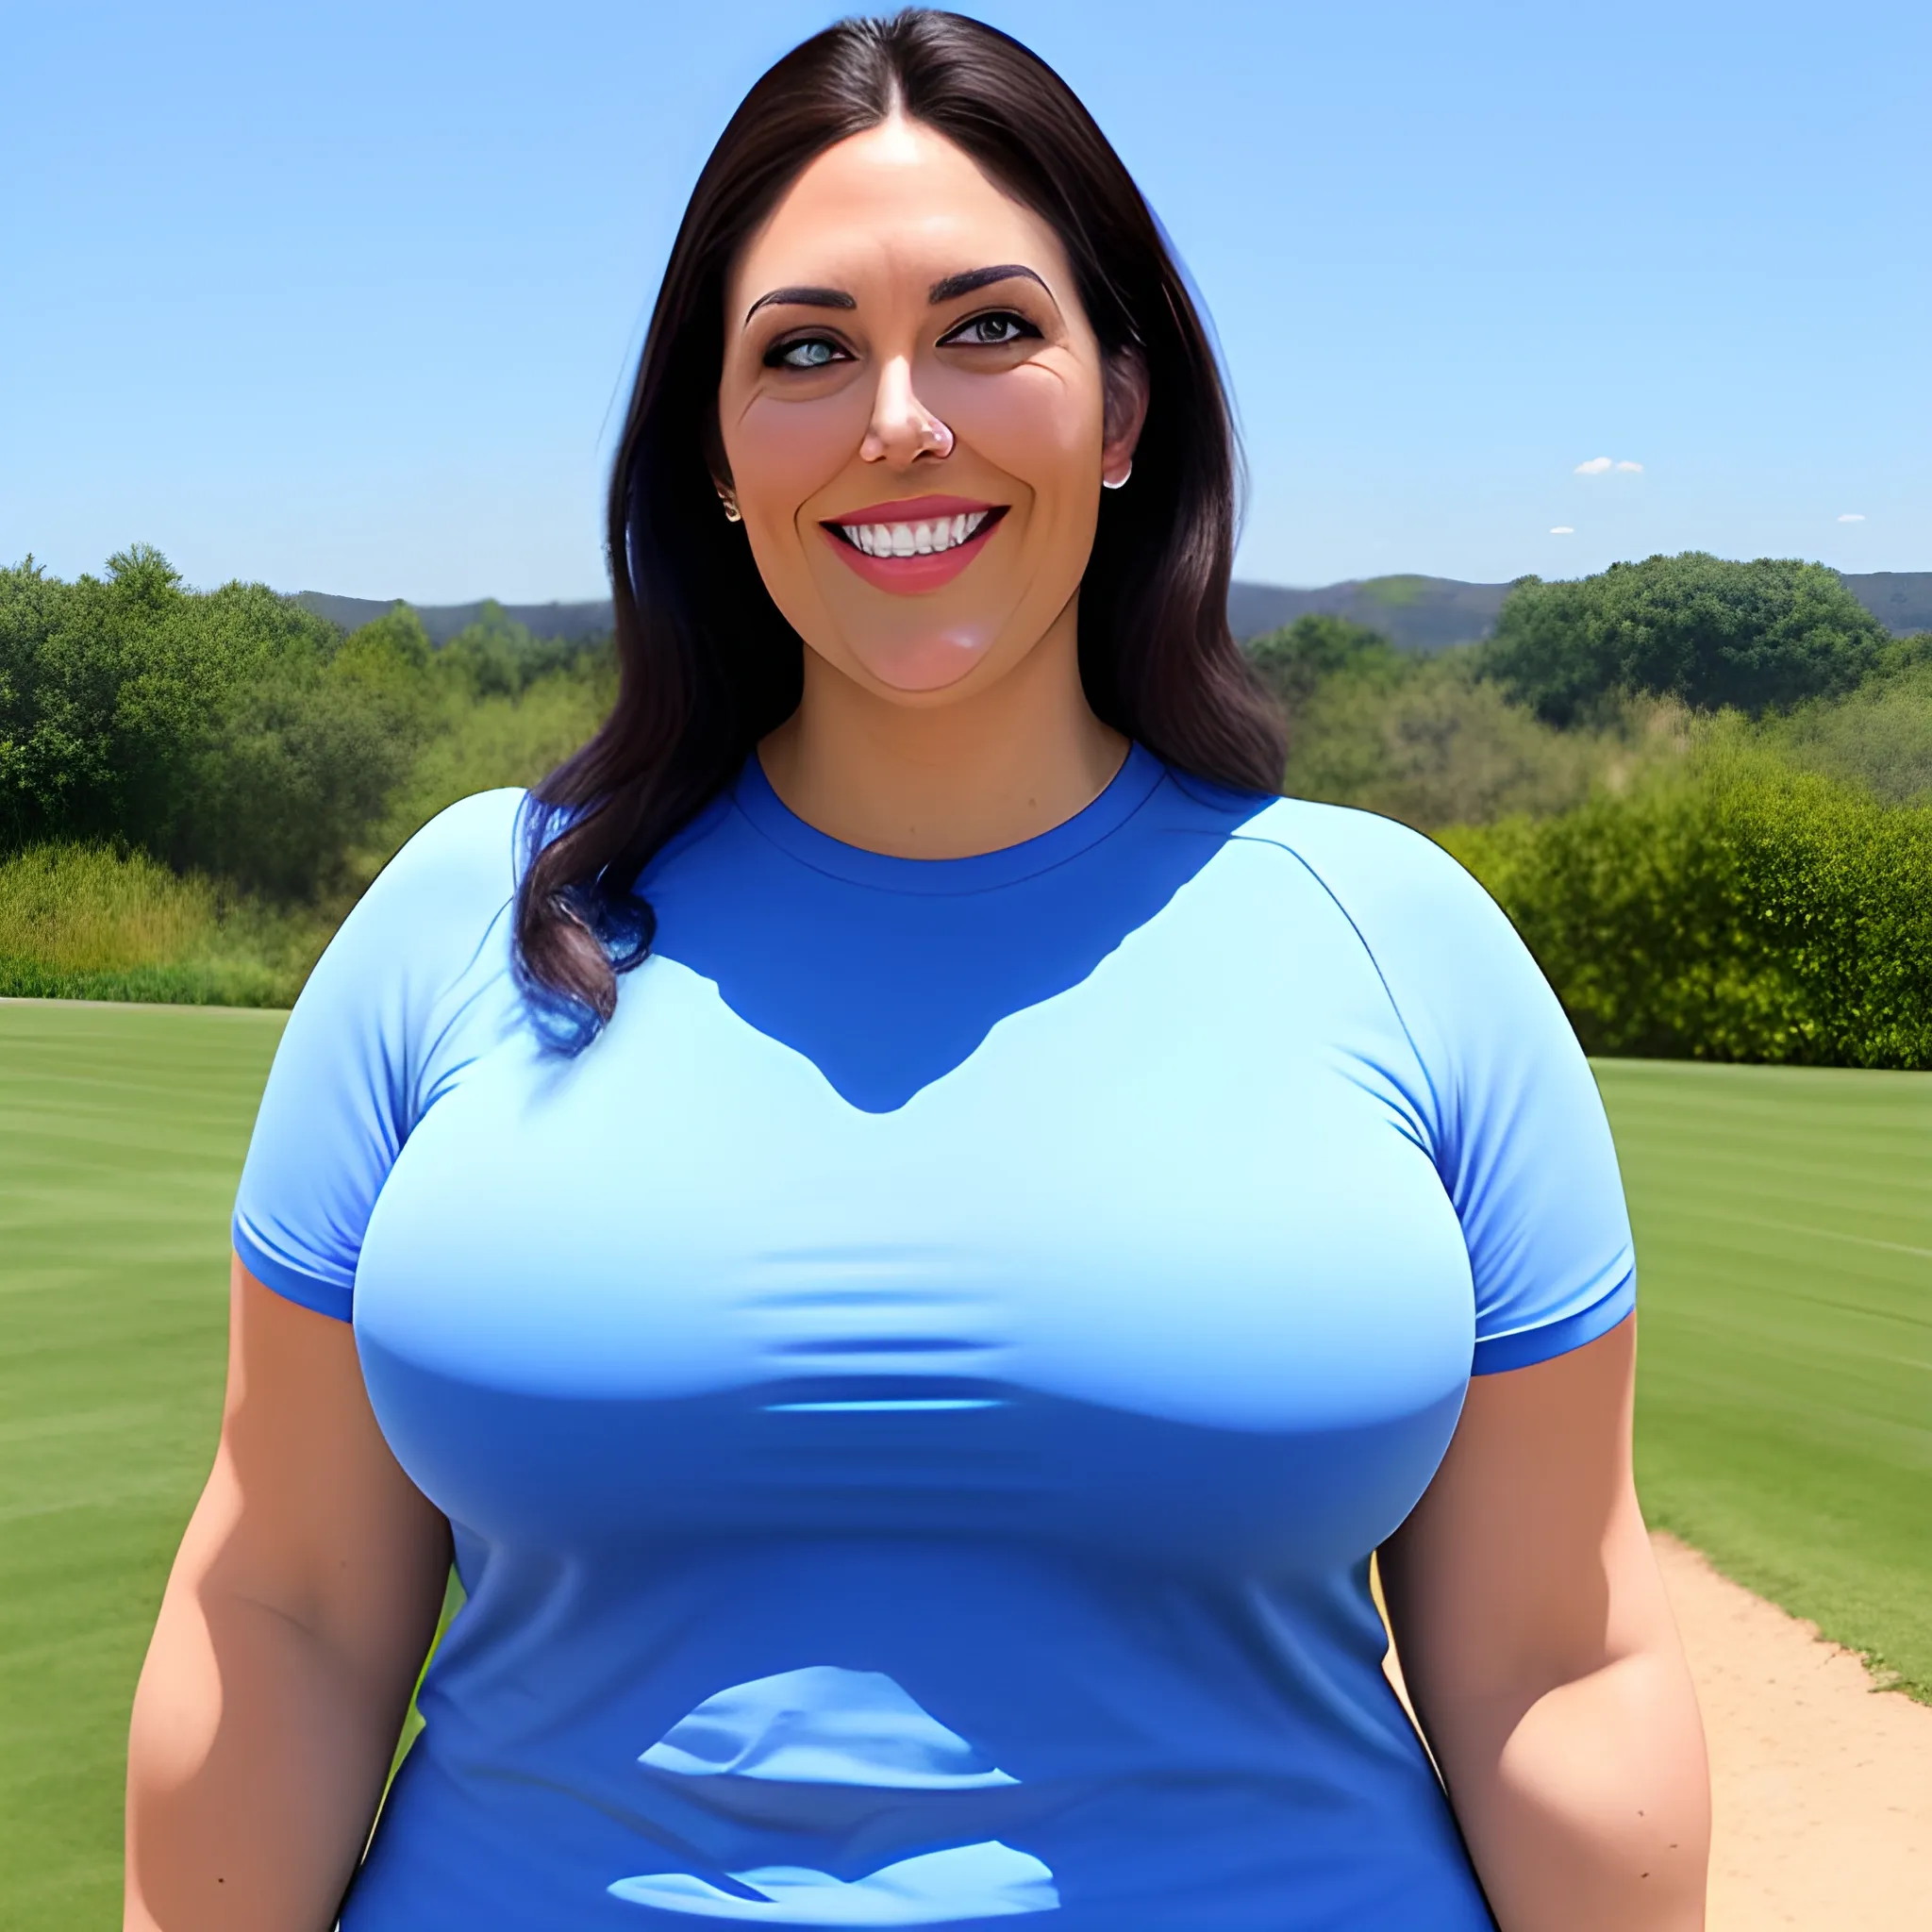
[
  {"x1": 0, "y1": 845, "x2": 214, "y2": 972},
  {"x1": 0, "y1": 845, "x2": 309, "y2": 1006}
]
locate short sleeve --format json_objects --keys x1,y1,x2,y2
[
  {"x1": 231, "y1": 790, "x2": 525, "y2": 1321},
  {"x1": 1260, "y1": 803, "x2": 1637, "y2": 1375}
]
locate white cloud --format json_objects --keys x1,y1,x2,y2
[
  {"x1": 1614, "y1": 459, "x2": 1643, "y2": 473},
  {"x1": 1838, "y1": 512, "x2": 1866, "y2": 523},
  {"x1": 1574, "y1": 457, "x2": 1613, "y2": 475},
  {"x1": 1550, "y1": 525, "x2": 1575, "y2": 535}
]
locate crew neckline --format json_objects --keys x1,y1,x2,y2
[{"x1": 730, "y1": 741, "x2": 1167, "y2": 895}]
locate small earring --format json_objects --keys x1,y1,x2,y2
[
  {"x1": 1102, "y1": 461, "x2": 1132, "y2": 491},
  {"x1": 718, "y1": 491, "x2": 741, "y2": 524}
]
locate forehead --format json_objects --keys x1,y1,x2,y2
[{"x1": 728, "y1": 118, "x2": 1071, "y2": 305}]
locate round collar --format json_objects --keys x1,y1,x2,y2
[{"x1": 729, "y1": 741, "x2": 1167, "y2": 896}]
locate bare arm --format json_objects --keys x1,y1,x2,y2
[
  {"x1": 125, "y1": 1259, "x2": 451, "y2": 1932},
  {"x1": 1379, "y1": 1316, "x2": 1709, "y2": 1930}
]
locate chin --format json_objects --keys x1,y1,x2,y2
[{"x1": 850, "y1": 632, "x2": 992, "y2": 695}]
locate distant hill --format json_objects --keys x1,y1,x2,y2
[
  {"x1": 1225, "y1": 575, "x2": 1515, "y2": 652},
  {"x1": 293, "y1": 591, "x2": 617, "y2": 646},
  {"x1": 296, "y1": 570, "x2": 1932, "y2": 656},
  {"x1": 1227, "y1": 570, "x2": 1932, "y2": 650},
  {"x1": 1849, "y1": 572, "x2": 1932, "y2": 637}
]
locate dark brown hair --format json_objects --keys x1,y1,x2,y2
[{"x1": 517, "y1": 8, "x2": 1286, "y2": 1047}]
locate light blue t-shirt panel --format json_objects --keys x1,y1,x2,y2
[
  {"x1": 227, "y1": 756, "x2": 1635, "y2": 1929},
  {"x1": 232, "y1": 767, "x2": 1634, "y2": 1375}
]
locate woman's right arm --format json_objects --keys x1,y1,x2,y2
[{"x1": 126, "y1": 1259, "x2": 452, "y2": 1932}]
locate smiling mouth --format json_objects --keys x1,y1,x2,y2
[{"x1": 824, "y1": 506, "x2": 1007, "y2": 558}]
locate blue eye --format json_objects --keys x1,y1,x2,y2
[
  {"x1": 771, "y1": 337, "x2": 843, "y2": 371},
  {"x1": 942, "y1": 311, "x2": 1038, "y2": 347}
]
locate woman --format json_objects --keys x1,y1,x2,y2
[{"x1": 126, "y1": 12, "x2": 1709, "y2": 1929}]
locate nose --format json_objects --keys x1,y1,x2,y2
[{"x1": 859, "y1": 354, "x2": 954, "y2": 466}]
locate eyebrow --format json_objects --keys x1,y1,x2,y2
[
  {"x1": 742, "y1": 263, "x2": 1051, "y2": 327},
  {"x1": 742, "y1": 285, "x2": 858, "y2": 325},
  {"x1": 928, "y1": 263, "x2": 1049, "y2": 304}
]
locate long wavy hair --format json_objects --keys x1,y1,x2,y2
[{"x1": 517, "y1": 8, "x2": 1286, "y2": 1047}]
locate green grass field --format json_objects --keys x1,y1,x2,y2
[
  {"x1": 0, "y1": 1003, "x2": 285, "y2": 1929},
  {"x1": 2, "y1": 1003, "x2": 1927, "y2": 1925},
  {"x1": 1596, "y1": 1058, "x2": 1932, "y2": 1700}
]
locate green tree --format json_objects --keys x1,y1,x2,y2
[
  {"x1": 178, "y1": 604, "x2": 435, "y2": 897},
  {"x1": 0, "y1": 550, "x2": 434, "y2": 897},
  {"x1": 0, "y1": 545, "x2": 294, "y2": 851},
  {"x1": 437, "y1": 601, "x2": 594, "y2": 698},
  {"x1": 1248, "y1": 614, "x2": 1400, "y2": 724},
  {"x1": 1486, "y1": 552, "x2": 1886, "y2": 724}
]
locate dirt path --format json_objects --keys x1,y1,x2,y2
[
  {"x1": 1652, "y1": 1532, "x2": 1931, "y2": 1929},
  {"x1": 1376, "y1": 1534, "x2": 1929, "y2": 1924}
]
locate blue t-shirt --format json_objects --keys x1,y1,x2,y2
[{"x1": 234, "y1": 745, "x2": 1634, "y2": 1931}]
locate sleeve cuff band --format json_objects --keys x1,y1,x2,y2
[
  {"x1": 1471, "y1": 1264, "x2": 1635, "y2": 1376},
  {"x1": 231, "y1": 1217, "x2": 355, "y2": 1324}
]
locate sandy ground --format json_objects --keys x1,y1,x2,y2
[
  {"x1": 1650, "y1": 1532, "x2": 1931, "y2": 1930},
  {"x1": 1377, "y1": 1533, "x2": 1930, "y2": 1926}
]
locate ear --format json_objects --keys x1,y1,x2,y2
[{"x1": 1100, "y1": 346, "x2": 1149, "y2": 489}]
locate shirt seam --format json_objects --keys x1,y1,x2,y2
[
  {"x1": 1224, "y1": 823, "x2": 1449, "y2": 1158},
  {"x1": 407, "y1": 796, "x2": 527, "y2": 1124}
]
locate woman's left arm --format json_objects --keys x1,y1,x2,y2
[{"x1": 1378, "y1": 1315, "x2": 1709, "y2": 1930}]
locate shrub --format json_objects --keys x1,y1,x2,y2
[
  {"x1": 1261, "y1": 619, "x2": 1689, "y2": 833},
  {"x1": 1443, "y1": 744, "x2": 1932, "y2": 1068},
  {"x1": 1285, "y1": 652, "x2": 1648, "y2": 830},
  {"x1": 1760, "y1": 648, "x2": 1932, "y2": 808}
]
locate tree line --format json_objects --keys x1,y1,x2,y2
[
  {"x1": 6, "y1": 542, "x2": 1930, "y2": 1065},
  {"x1": 0, "y1": 545, "x2": 606, "y2": 902},
  {"x1": 1249, "y1": 551, "x2": 1932, "y2": 1069}
]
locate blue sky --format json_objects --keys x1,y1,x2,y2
[{"x1": 4, "y1": 0, "x2": 1925, "y2": 600}]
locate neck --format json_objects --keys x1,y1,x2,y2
[{"x1": 758, "y1": 602, "x2": 1128, "y2": 858}]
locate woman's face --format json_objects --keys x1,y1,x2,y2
[{"x1": 717, "y1": 118, "x2": 1144, "y2": 698}]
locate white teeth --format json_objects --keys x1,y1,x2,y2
[{"x1": 837, "y1": 510, "x2": 993, "y2": 558}]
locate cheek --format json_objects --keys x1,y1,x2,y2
[
  {"x1": 726, "y1": 392, "x2": 868, "y2": 515},
  {"x1": 926, "y1": 365, "x2": 1100, "y2": 484}
]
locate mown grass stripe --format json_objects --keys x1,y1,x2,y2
[{"x1": 1595, "y1": 1058, "x2": 1932, "y2": 1706}]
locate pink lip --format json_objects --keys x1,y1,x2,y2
[
  {"x1": 820, "y1": 498, "x2": 1007, "y2": 595},
  {"x1": 829, "y1": 493, "x2": 996, "y2": 526}
]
